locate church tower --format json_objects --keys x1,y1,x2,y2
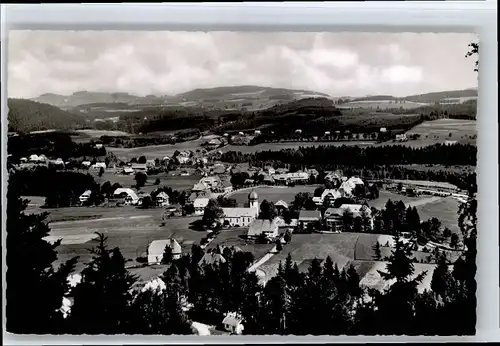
[{"x1": 248, "y1": 190, "x2": 259, "y2": 211}]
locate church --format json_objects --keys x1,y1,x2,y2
[{"x1": 220, "y1": 190, "x2": 260, "y2": 227}]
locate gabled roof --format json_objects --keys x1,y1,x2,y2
[
  {"x1": 324, "y1": 208, "x2": 343, "y2": 218},
  {"x1": 148, "y1": 238, "x2": 182, "y2": 256},
  {"x1": 222, "y1": 312, "x2": 243, "y2": 326},
  {"x1": 194, "y1": 198, "x2": 210, "y2": 208},
  {"x1": 247, "y1": 219, "x2": 278, "y2": 237},
  {"x1": 274, "y1": 200, "x2": 289, "y2": 209},
  {"x1": 198, "y1": 252, "x2": 226, "y2": 266},
  {"x1": 298, "y1": 210, "x2": 321, "y2": 220},
  {"x1": 156, "y1": 192, "x2": 169, "y2": 199},
  {"x1": 113, "y1": 188, "x2": 139, "y2": 201}
]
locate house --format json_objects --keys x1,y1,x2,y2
[
  {"x1": 79, "y1": 190, "x2": 92, "y2": 204},
  {"x1": 91, "y1": 162, "x2": 106, "y2": 171},
  {"x1": 298, "y1": 210, "x2": 322, "y2": 229},
  {"x1": 113, "y1": 188, "x2": 139, "y2": 205},
  {"x1": 194, "y1": 198, "x2": 210, "y2": 215},
  {"x1": 198, "y1": 251, "x2": 227, "y2": 267},
  {"x1": 208, "y1": 138, "x2": 222, "y2": 146},
  {"x1": 395, "y1": 134, "x2": 407, "y2": 142},
  {"x1": 131, "y1": 163, "x2": 147, "y2": 172},
  {"x1": 247, "y1": 218, "x2": 280, "y2": 239},
  {"x1": 287, "y1": 172, "x2": 310, "y2": 183},
  {"x1": 51, "y1": 158, "x2": 65, "y2": 167},
  {"x1": 324, "y1": 131, "x2": 331, "y2": 136},
  {"x1": 324, "y1": 208, "x2": 345, "y2": 232},
  {"x1": 340, "y1": 204, "x2": 372, "y2": 218},
  {"x1": 220, "y1": 191, "x2": 259, "y2": 227},
  {"x1": 38, "y1": 154, "x2": 48, "y2": 162},
  {"x1": 29, "y1": 154, "x2": 40, "y2": 162},
  {"x1": 339, "y1": 181, "x2": 354, "y2": 197},
  {"x1": 146, "y1": 159, "x2": 156, "y2": 168},
  {"x1": 199, "y1": 176, "x2": 221, "y2": 189},
  {"x1": 192, "y1": 182, "x2": 209, "y2": 192},
  {"x1": 260, "y1": 173, "x2": 275, "y2": 185},
  {"x1": 275, "y1": 200, "x2": 289, "y2": 210},
  {"x1": 445, "y1": 140, "x2": 458, "y2": 146},
  {"x1": 123, "y1": 167, "x2": 134, "y2": 175},
  {"x1": 81, "y1": 161, "x2": 91, "y2": 168},
  {"x1": 147, "y1": 239, "x2": 182, "y2": 265},
  {"x1": 222, "y1": 312, "x2": 244, "y2": 335},
  {"x1": 155, "y1": 192, "x2": 170, "y2": 207},
  {"x1": 244, "y1": 179, "x2": 255, "y2": 186},
  {"x1": 295, "y1": 129, "x2": 302, "y2": 134},
  {"x1": 312, "y1": 189, "x2": 341, "y2": 206},
  {"x1": 20, "y1": 157, "x2": 28, "y2": 163},
  {"x1": 212, "y1": 164, "x2": 226, "y2": 175},
  {"x1": 219, "y1": 176, "x2": 233, "y2": 194}
]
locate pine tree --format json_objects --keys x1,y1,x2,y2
[
  {"x1": 375, "y1": 236, "x2": 427, "y2": 335},
  {"x1": 68, "y1": 233, "x2": 137, "y2": 334},
  {"x1": 6, "y1": 180, "x2": 77, "y2": 334},
  {"x1": 431, "y1": 253, "x2": 454, "y2": 299}
]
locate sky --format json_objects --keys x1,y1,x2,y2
[{"x1": 8, "y1": 31, "x2": 478, "y2": 99}]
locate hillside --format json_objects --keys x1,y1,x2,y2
[
  {"x1": 7, "y1": 98, "x2": 88, "y2": 133},
  {"x1": 32, "y1": 91, "x2": 167, "y2": 109},
  {"x1": 32, "y1": 86, "x2": 332, "y2": 114},
  {"x1": 350, "y1": 89, "x2": 477, "y2": 104},
  {"x1": 403, "y1": 89, "x2": 478, "y2": 103}
]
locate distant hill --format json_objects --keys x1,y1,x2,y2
[
  {"x1": 7, "y1": 98, "x2": 88, "y2": 133},
  {"x1": 403, "y1": 89, "x2": 478, "y2": 104},
  {"x1": 350, "y1": 89, "x2": 478, "y2": 104},
  {"x1": 31, "y1": 86, "x2": 331, "y2": 113},
  {"x1": 176, "y1": 85, "x2": 330, "y2": 101},
  {"x1": 32, "y1": 91, "x2": 166, "y2": 109}
]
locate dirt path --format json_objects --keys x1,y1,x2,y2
[
  {"x1": 50, "y1": 215, "x2": 153, "y2": 227},
  {"x1": 405, "y1": 196, "x2": 442, "y2": 208}
]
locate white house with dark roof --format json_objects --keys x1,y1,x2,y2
[
  {"x1": 113, "y1": 188, "x2": 139, "y2": 205},
  {"x1": 147, "y1": 239, "x2": 182, "y2": 264},
  {"x1": 298, "y1": 210, "x2": 322, "y2": 229},
  {"x1": 198, "y1": 251, "x2": 227, "y2": 267},
  {"x1": 194, "y1": 197, "x2": 210, "y2": 215},
  {"x1": 222, "y1": 312, "x2": 244, "y2": 334}
]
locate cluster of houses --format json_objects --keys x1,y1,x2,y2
[
  {"x1": 79, "y1": 187, "x2": 170, "y2": 207},
  {"x1": 17, "y1": 154, "x2": 67, "y2": 169}
]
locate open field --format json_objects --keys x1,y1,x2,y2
[
  {"x1": 367, "y1": 191, "x2": 461, "y2": 233},
  {"x1": 404, "y1": 119, "x2": 477, "y2": 145},
  {"x1": 108, "y1": 136, "x2": 216, "y2": 160},
  {"x1": 416, "y1": 197, "x2": 462, "y2": 233},
  {"x1": 228, "y1": 185, "x2": 319, "y2": 206},
  {"x1": 33, "y1": 205, "x2": 204, "y2": 272},
  {"x1": 259, "y1": 233, "x2": 378, "y2": 280},
  {"x1": 337, "y1": 100, "x2": 429, "y2": 110}
]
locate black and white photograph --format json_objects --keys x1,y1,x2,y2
[{"x1": 5, "y1": 31, "x2": 478, "y2": 336}]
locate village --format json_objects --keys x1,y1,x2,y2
[{"x1": 12, "y1": 142, "x2": 470, "y2": 336}]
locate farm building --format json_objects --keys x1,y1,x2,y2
[
  {"x1": 146, "y1": 159, "x2": 156, "y2": 168},
  {"x1": 122, "y1": 167, "x2": 134, "y2": 175},
  {"x1": 220, "y1": 190, "x2": 259, "y2": 227},
  {"x1": 155, "y1": 192, "x2": 170, "y2": 207},
  {"x1": 91, "y1": 162, "x2": 106, "y2": 170},
  {"x1": 147, "y1": 239, "x2": 182, "y2": 265},
  {"x1": 131, "y1": 163, "x2": 147, "y2": 172},
  {"x1": 275, "y1": 200, "x2": 289, "y2": 213},
  {"x1": 81, "y1": 161, "x2": 91, "y2": 168},
  {"x1": 198, "y1": 251, "x2": 227, "y2": 266},
  {"x1": 194, "y1": 198, "x2": 210, "y2": 215},
  {"x1": 312, "y1": 189, "x2": 341, "y2": 206},
  {"x1": 298, "y1": 210, "x2": 322, "y2": 228},
  {"x1": 247, "y1": 218, "x2": 279, "y2": 239},
  {"x1": 79, "y1": 190, "x2": 92, "y2": 204},
  {"x1": 113, "y1": 188, "x2": 139, "y2": 205},
  {"x1": 199, "y1": 176, "x2": 222, "y2": 189},
  {"x1": 222, "y1": 312, "x2": 244, "y2": 335},
  {"x1": 323, "y1": 208, "x2": 344, "y2": 233}
]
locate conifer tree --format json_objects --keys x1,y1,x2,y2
[
  {"x1": 6, "y1": 180, "x2": 77, "y2": 334},
  {"x1": 68, "y1": 233, "x2": 137, "y2": 334}
]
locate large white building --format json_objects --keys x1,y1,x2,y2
[
  {"x1": 147, "y1": 239, "x2": 182, "y2": 265},
  {"x1": 220, "y1": 190, "x2": 259, "y2": 227}
]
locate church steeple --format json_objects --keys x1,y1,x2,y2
[{"x1": 248, "y1": 190, "x2": 259, "y2": 210}]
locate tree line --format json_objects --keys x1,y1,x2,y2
[
  {"x1": 6, "y1": 174, "x2": 477, "y2": 335},
  {"x1": 8, "y1": 133, "x2": 106, "y2": 160},
  {"x1": 220, "y1": 143, "x2": 477, "y2": 167}
]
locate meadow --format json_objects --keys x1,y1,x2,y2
[
  {"x1": 405, "y1": 119, "x2": 477, "y2": 145},
  {"x1": 337, "y1": 100, "x2": 429, "y2": 110}
]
